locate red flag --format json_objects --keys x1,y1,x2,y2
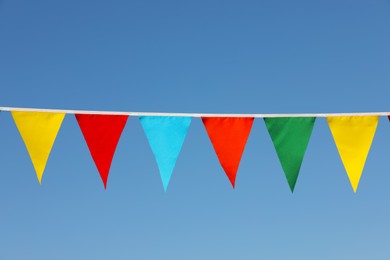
[
  {"x1": 202, "y1": 117, "x2": 254, "y2": 187},
  {"x1": 75, "y1": 114, "x2": 128, "y2": 188}
]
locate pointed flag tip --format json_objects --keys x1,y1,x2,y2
[
  {"x1": 288, "y1": 179, "x2": 297, "y2": 193},
  {"x1": 162, "y1": 179, "x2": 169, "y2": 192},
  {"x1": 37, "y1": 174, "x2": 42, "y2": 184},
  {"x1": 229, "y1": 178, "x2": 236, "y2": 188},
  {"x1": 102, "y1": 175, "x2": 109, "y2": 189}
]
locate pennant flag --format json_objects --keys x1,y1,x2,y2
[
  {"x1": 264, "y1": 117, "x2": 316, "y2": 192},
  {"x1": 139, "y1": 116, "x2": 191, "y2": 191},
  {"x1": 75, "y1": 114, "x2": 128, "y2": 189},
  {"x1": 12, "y1": 111, "x2": 65, "y2": 184},
  {"x1": 327, "y1": 116, "x2": 379, "y2": 192},
  {"x1": 202, "y1": 117, "x2": 254, "y2": 187}
]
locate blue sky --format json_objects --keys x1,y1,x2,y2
[{"x1": 0, "y1": 0, "x2": 390, "y2": 259}]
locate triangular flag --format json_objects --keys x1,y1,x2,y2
[
  {"x1": 202, "y1": 117, "x2": 254, "y2": 188},
  {"x1": 139, "y1": 116, "x2": 191, "y2": 191},
  {"x1": 12, "y1": 111, "x2": 65, "y2": 184},
  {"x1": 327, "y1": 116, "x2": 379, "y2": 192},
  {"x1": 75, "y1": 114, "x2": 128, "y2": 189},
  {"x1": 264, "y1": 117, "x2": 316, "y2": 192}
]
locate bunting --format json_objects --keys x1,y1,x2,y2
[
  {"x1": 202, "y1": 117, "x2": 254, "y2": 187},
  {"x1": 327, "y1": 116, "x2": 379, "y2": 192},
  {"x1": 1, "y1": 106, "x2": 389, "y2": 192},
  {"x1": 264, "y1": 117, "x2": 315, "y2": 192},
  {"x1": 11, "y1": 111, "x2": 65, "y2": 183},
  {"x1": 75, "y1": 114, "x2": 128, "y2": 188},
  {"x1": 139, "y1": 116, "x2": 191, "y2": 191}
]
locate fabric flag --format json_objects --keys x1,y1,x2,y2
[
  {"x1": 264, "y1": 117, "x2": 316, "y2": 192},
  {"x1": 202, "y1": 117, "x2": 254, "y2": 188},
  {"x1": 139, "y1": 116, "x2": 191, "y2": 191},
  {"x1": 12, "y1": 111, "x2": 65, "y2": 184},
  {"x1": 327, "y1": 116, "x2": 379, "y2": 192},
  {"x1": 75, "y1": 114, "x2": 128, "y2": 189}
]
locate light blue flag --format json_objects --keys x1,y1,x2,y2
[{"x1": 139, "y1": 116, "x2": 192, "y2": 191}]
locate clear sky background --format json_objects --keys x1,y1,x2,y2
[{"x1": 1, "y1": 0, "x2": 390, "y2": 259}]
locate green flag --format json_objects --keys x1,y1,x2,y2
[{"x1": 264, "y1": 117, "x2": 316, "y2": 192}]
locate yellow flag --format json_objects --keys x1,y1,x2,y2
[
  {"x1": 12, "y1": 111, "x2": 65, "y2": 184},
  {"x1": 327, "y1": 116, "x2": 379, "y2": 192}
]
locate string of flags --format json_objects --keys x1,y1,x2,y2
[{"x1": 1, "y1": 107, "x2": 388, "y2": 192}]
